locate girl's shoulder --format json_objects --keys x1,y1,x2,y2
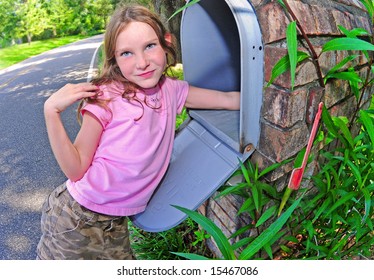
[
  {"x1": 98, "y1": 81, "x2": 125, "y2": 100},
  {"x1": 160, "y1": 76, "x2": 189, "y2": 90}
]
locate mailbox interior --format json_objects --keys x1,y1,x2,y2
[
  {"x1": 181, "y1": 0, "x2": 241, "y2": 151},
  {"x1": 182, "y1": 0, "x2": 263, "y2": 152}
]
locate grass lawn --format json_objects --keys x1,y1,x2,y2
[{"x1": 0, "y1": 35, "x2": 90, "y2": 70}]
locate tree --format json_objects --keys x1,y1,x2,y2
[
  {"x1": 0, "y1": 0, "x2": 186, "y2": 48},
  {"x1": 89, "y1": 0, "x2": 114, "y2": 31},
  {"x1": 94, "y1": 0, "x2": 113, "y2": 27},
  {"x1": 152, "y1": 0, "x2": 185, "y2": 61},
  {"x1": 44, "y1": 0, "x2": 71, "y2": 37},
  {"x1": 16, "y1": 0, "x2": 50, "y2": 44},
  {"x1": 0, "y1": 0, "x2": 20, "y2": 46}
]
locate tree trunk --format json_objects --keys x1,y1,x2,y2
[
  {"x1": 27, "y1": 33, "x2": 32, "y2": 45},
  {"x1": 152, "y1": 0, "x2": 184, "y2": 62}
]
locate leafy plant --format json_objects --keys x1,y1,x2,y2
[
  {"x1": 172, "y1": 193, "x2": 303, "y2": 260},
  {"x1": 270, "y1": 0, "x2": 374, "y2": 119},
  {"x1": 129, "y1": 218, "x2": 213, "y2": 260},
  {"x1": 192, "y1": 229, "x2": 211, "y2": 246},
  {"x1": 284, "y1": 107, "x2": 374, "y2": 259},
  {"x1": 173, "y1": 105, "x2": 374, "y2": 259},
  {"x1": 217, "y1": 159, "x2": 291, "y2": 225}
]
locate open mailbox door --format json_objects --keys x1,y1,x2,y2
[{"x1": 130, "y1": 0, "x2": 263, "y2": 232}]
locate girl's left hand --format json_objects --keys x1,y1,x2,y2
[{"x1": 44, "y1": 83, "x2": 99, "y2": 114}]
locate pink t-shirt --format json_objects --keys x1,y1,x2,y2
[{"x1": 66, "y1": 77, "x2": 189, "y2": 216}]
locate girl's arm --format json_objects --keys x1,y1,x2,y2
[
  {"x1": 184, "y1": 85, "x2": 240, "y2": 110},
  {"x1": 44, "y1": 83, "x2": 103, "y2": 181}
]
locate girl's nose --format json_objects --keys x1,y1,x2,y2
[{"x1": 136, "y1": 53, "x2": 149, "y2": 69}]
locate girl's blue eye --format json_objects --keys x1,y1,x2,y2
[
  {"x1": 121, "y1": 51, "x2": 132, "y2": 57},
  {"x1": 146, "y1": 43, "x2": 156, "y2": 50}
]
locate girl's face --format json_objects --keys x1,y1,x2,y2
[{"x1": 115, "y1": 21, "x2": 167, "y2": 89}]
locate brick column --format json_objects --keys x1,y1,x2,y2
[{"x1": 252, "y1": 0, "x2": 371, "y2": 173}]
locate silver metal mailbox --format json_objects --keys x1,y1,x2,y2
[{"x1": 130, "y1": 0, "x2": 263, "y2": 232}]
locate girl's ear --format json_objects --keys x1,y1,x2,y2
[{"x1": 164, "y1": 32, "x2": 173, "y2": 46}]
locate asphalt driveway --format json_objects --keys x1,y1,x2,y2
[{"x1": 0, "y1": 34, "x2": 103, "y2": 259}]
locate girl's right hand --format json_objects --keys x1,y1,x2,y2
[{"x1": 44, "y1": 83, "x2": 99, "y2": 114}]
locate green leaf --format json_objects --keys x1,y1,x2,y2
[
  {"x1": 322, "y1": 104, "x2": 338, "y2": 137},
  {"x1": 338, "y1": 25, "x2": 370, "y2": 38},
  {"x1": 287, "y1": 21, "x2": 298, "y2": 90},
  {"x1": 332, "y1": 116, "x2": 355, "y2": 147},
  {"x1": 216, "y1": 182, "x2": 248, "y2": 199},
  {"x1": 278, "y1": 187, "x2": 292, "y2": 217},
  {"x1": 294, "y1": 147, "x2": 306, "y2": 168},
  {"x1": 283, "y1": 235, "x2": 300, "y2": 244},
  {"x1": 259, "y1": 158, "x2": 293, "y2": 178},
  {"x1": 239, "y1": 195, "x2": 303, "y2": 259},
  {"x1": 367, "y1": 183, "x2": 374, "y2": 192},
  {"x1": 172, "y1": 252, "x2": 210, "y2": 260},
  {"x1": 349, "y1": 79, "x2": 361, "y2": 100},
  {"x1": 366, "y1": 217, "x2": 374, "y2": 231},
  {"x1": 237, "y1": 198, "x2": 253, "y2": 215},
  {"x1": 329, "y1": 234, "x2": 350, "y2": 258},
  {"x1": 322, "y1": 37, "x2": 374, "y2": 52},
  {"x1": 252, "y1": 184, "x2": 260, "y2": 212},
  {"x1": 277, "y1": 0, "x2": 286, "y2": 9},
  {"x1": 324, "y1": 192, "x2": 356, "y2": 217},
  {"x1": 230, "y1": 224, "x2": 253, "y2": 239},
  {"x1": 324, "y1": 71, "x2": 363, "y2": 85},
  {"x1": 359, "y1": 0, "x2": 374, "y2": 19},
  {"x1": 324, "y1": 55, "x2": 359, "y2": 79},
  {"x1": 247, "y1": 161, "x2": 256, "y2": 179},
  {"x1": 304, "y1": 220, "x2": 316, "y2": 239},
  {"x1": 312, "y1": 196, "x2": 332, "y2": 223},
  {"x1": 232, "y1": 237, "x2": 253, "y2": 251},
  {"x1": 173, "y1": 205, "x2": 236, "y2": 260},
  {"x1": 168, "y1": 0, "x2": 201, "y2": 21},
  {"x1": 263, "y1": 244, "x2": 274, "y2": 259},
  {"x1": 346, "y1": 160, "x2": 363, "y2": 187},
  {"x1": 280, "y1": 244, "x2": 292, "y2": 254},
  {"x1": 260, "y1": 182, "x2": 277, "y2": 198},
  {"x1": 321, "y1": 106, "x2": 349, "y2": 147},
  {"x1": 240, "y1": 160, "x2": 251, "y2": 185},
  {"x1": 360, "y1": 110, "x2": 374, "y2": 146},
  {"x1": 266, "y1": 51, "x2": 310, "y2": 87},
  {"x1": 361, "y1": 188, "x2": 371, "y2": 224},
  {"x1": 255, "y1": 205, "x2": 277, "y2": 227}
]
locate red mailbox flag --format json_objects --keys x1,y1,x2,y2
[{"x1": 278, "y1": 102, "x2": 323, "y2": 216}]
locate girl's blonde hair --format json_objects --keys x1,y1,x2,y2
[{"x1": 78, "y1": 5, "x2": 178, "y2": 122}]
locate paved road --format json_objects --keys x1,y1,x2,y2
[{"x1": 0, "y1": 34, "x2": 104, "y2": 259}]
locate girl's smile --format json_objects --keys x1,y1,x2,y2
[
  {"x1": 138, "y1": 70, "x2": 155, "y2": 78},
  {"x1": 115, "y1": 21, "x2": 167, "y2": 89}
]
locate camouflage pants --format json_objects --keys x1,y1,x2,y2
[{"x1": 36, "y1": 183, "x2": 135, "y2": 260}]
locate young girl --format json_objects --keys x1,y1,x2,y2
[{"x1": 37, "y1": 5, "x2": 239, "y2": 260}]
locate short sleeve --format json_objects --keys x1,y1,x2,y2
[
  {"x1": 80, "y1": 85, "x2": 113, "y2": 128},
  {"x1": 81, "y1": 103, "x2": 112, "y2": 129},
  {"x1": 174, "y1": 79, "x2": 189, "y2": 114}
]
